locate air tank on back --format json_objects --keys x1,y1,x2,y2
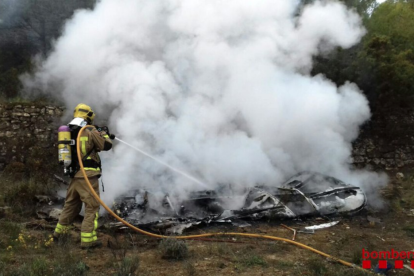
[{"x1": 58, "y1": 125, "x2": 72, "y2": 175}]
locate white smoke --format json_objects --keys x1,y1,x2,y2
[{"x1": 23, "y1": 0, "x2": 387, "y2": 208}]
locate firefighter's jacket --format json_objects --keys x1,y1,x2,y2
[{"x1": 74, "y1": 125, "x2": 112, "y2": 178}]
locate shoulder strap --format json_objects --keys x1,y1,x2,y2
[{"x1": 82, "y1": 147, "x2": 95, "y2": 161}]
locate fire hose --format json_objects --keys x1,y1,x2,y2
[{"x1": 76, "y1": 126, "x2": 371, "y2": 274}]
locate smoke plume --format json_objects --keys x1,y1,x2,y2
[{"x1": 23, "y1": 0, "x2": 388, "y2": 208}]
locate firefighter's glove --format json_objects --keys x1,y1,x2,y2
[{"x1": 95, "y1": 125, "x2": 115, "y2": 140}]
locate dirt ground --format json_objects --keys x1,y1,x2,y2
[{"x1": 1, "y1": 172, "x2": 414, "y2": 276}]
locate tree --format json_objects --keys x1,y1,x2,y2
[
  {"x1": 311, "y1": 0, "x2": 414, "y2": 110},
  {"x1": 0, "y1": 0, "x2": 96, "y2": 98},
  {"x1": 364, "y1": 0, "x2": 414, "y2": 108},
  {"x1": 367, "y1": 0, "x2": 414, "y2": 52}
]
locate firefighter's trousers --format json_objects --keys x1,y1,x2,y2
[{"x1": 54, "y1": 176, "x2": 100, "y2": 247}]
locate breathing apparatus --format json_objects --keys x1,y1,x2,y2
[
  {"x1": 57, "y1": 125, "x2": 74, "y2": 175},
  {"x1": 57, "y1": 103, "x2": 115, "y2": 177},
  {"x1": 57, "y1": 118, "x2": 86, "y2": 176}
]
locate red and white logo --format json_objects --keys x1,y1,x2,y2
[{"x1": 362, "y1": 249, "x2": 414, "y2": 269}]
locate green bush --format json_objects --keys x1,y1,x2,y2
[
  {"x1": 158, "y1": 238, "x2": 189, "y2": 261},
  {"x1": 0, "y1": 220, "x2": 22, "y2": 239},
  {"x1": 113, "y1": 256, "x2": 140, "y2": 276},
  {"x1": 52, "y1": 254, "x2": 89, "y2": 276},
  {"x1": 305, "y1": 258, "x2": 328, "y2": 276},
  {"x1": 31, "y1": 257, "x2": 48, "y2": 276},
  {"x1": 52, "y1": 261, "x2": 88, "y2": 276}
]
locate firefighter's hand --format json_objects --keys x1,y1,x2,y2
[
  {"x1": 102, "y1": 127, "x2": 116, "y2": 139},
  {"x1": 102, "y1": 131, "x2": 115, "y2": 140},
  {"x1": 95, "y1": 125, "x2": 109, "y2": 133},
  {"x1": 95, "y1": 125, "x2": 115, "y2": 140}
]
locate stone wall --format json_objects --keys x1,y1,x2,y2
[
  {"x1": 0, "y1": 103, "x2": 64, "y2": 170},
  {"x1": 352, "y1": 137, "x2": 414, "y2": 169},
  {"x1": 352, "y1": 108, "x2": 414, "y2": 170},
  {"x1": 0, "y1": 102, "x2": 413, "y2": 172}
]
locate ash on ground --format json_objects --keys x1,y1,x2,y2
[{"x1": 38, "y1": 172, "x2": 366, "y2": 234}]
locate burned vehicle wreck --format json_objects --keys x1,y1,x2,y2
[{"x1": 111, "y1": 172, "x2": 366, "y2": 234}]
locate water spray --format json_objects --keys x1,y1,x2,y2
[{"x1": 114, "y1": 137, "x2": 210, "y2": 189}]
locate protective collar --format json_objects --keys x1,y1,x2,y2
[{"x1": 69, "y1": 117, "x2": 87, "y2": 127}]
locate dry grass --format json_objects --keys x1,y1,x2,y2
[
  {"x1": 0, "y1": 231, "x2": 89, "y2": 276},
  {"x1": 0, "y1": 217, "x2": 411, "y2": 276},
  {"x1": 0, "y1": 151, "x2": 59, "y2": 216},
  {"x1": 399, "y1": 174, "x2": 414, "y2": 209},
  {"x1": 0, "y1": 171, "x2": 413, "y2": 275},
  {"x1": 108, "y1": 237, "x2": 140, "y2": 276}
]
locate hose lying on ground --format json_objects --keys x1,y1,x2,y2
[{"x1": 76, "y1": 126, "x2": 370, "y2": 274}]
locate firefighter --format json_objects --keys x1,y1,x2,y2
[{"x1": 53, "y1": 103, "x2": 113, "y2": 249}]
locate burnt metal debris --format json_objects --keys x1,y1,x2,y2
[
  {"x1": 38, "y1": 172, "x2": 366, "y2": 234},
  {"x1": 35, "y1": 195, "x2": 65, "y2": 220},
  {"x1": 109, "y1": 172, "x2": 367, "y2": 234}
]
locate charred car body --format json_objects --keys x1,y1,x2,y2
[{"x1": 111, "y1": 172, "x2": 366, "y2": 233}]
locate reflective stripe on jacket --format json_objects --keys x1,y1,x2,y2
[{"x1": 74, "y1": 126, "x2": 112, "y2": 178}]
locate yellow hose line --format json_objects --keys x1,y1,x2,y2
[{"x1": 77, "y1": 126, "x2": 370, "y2": 274}]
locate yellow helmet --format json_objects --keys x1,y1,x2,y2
[{"x1": 73, "y1": 103, "x2": 95, "y2": 123}]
